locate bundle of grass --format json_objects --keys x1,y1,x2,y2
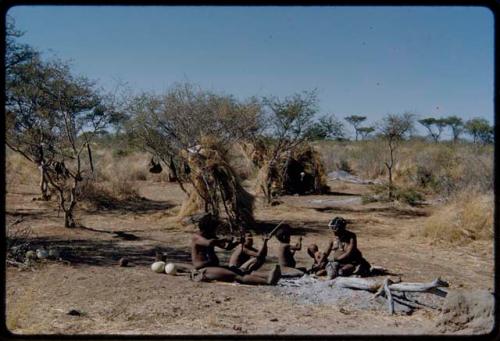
[
  {"x1": 257, "y1": 144, "x2": 330, "y2": 199},
  {"x1": 178, "y1": 139, "x2": 255, "y2": 231}
]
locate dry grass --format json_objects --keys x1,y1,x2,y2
[
  {"x1": 5, "y1": 149, "x2": 39, "y2": 190},
  {"x1": 421, "y1": 189, "x2": 493, "y2": 244},
  {"x1": 7, "y1": 285, "x2": 36, "y2": 332},
  {"x1": 79, "y1": 179, "x2": 140, "y2": 210},
  {"x1": 315, "y1": 139, "x2": 493, "y2": 197},
  {"x1": 94, "y1": 149, "x2": 150, "y2": 183}
]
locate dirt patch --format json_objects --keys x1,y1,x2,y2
[
  {"x1": 436, "y1": 290, "x2": 494, "y2": 334},
  {"x1": 6, "y1": 180, "x2": 494, "y2": 335}
]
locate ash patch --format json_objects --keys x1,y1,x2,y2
[
  {"x1": 274, "y1": 276, "x2": 445, "y2": 315},
  {"x1": 273, "y1": 276, "x2": 390, "y2": 313},
  {"x1": 328, "y1": 171, "x2": 382, "y2": 185}
]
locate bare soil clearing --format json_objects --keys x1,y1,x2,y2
[{"x1": 6, "y1": 179, "x2": 494, "y2": 335}]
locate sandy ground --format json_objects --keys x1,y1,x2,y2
[{"x1": 5, "y1": 179, "x2": 494, "y2": 335}]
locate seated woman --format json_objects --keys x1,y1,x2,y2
[{"x1": 326, "y1": 217, "x2": 371, "y2": 279}]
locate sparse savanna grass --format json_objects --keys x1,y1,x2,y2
[
  {"x1": 6, "y1": 149, "x2": 38, "y2": 190},
  {"x1": 420, "y1": 189, "x2": 493, "y2": 244},
  {"x1": 315, "y1": 139, "x2": 493, "y2": 197},
  {"x1": 79, "y1": 178, "x2": 140, "y2": 210},
  {"x1": 94, "y1": 148, "x2": 150, "y2": 183},
  {"x1": 7, "y1": 285, "x2": 36, "y2": 333}
]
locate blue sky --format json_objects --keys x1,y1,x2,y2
[{"x1": 8, "y1": 6, "x2": 494, "y2": 137}]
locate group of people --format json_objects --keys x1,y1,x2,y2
[{"x1": 188, "y1": 214, "x2": 371, "y2": 286}]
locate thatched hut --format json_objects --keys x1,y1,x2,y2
[
  {"x1": 178, "y1": 139, "x2": 255, "y2": 231},
  {"x1": 256, "y1": 144, "x2": 330, "y2": 199}
]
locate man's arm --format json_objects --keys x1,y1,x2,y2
[
  {"x1": 221, "y1": 237, "x2": 240, "y2": 250},
  {"x1": 194, "y1": 235, "x2": 229, "y2": 248},
  {"x1": 243, "y1": 247, "x2": 260, "y2": 257},
  {"x1": 290, "y1": 236, "x2": 302, "y2": 251}
]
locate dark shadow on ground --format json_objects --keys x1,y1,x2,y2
[
  {"x1": 25, "y1": 237, "x2": 192, "y2": 267},
  {"x1": 314, "y1": 206, "x2": 429, "y2": 218},
  {"x1": 324, "y1": 191, "x2": 360, "y2": 197},
  {"x1": 77, "y1": 225, "x2": 141, "y2": 241},
  {"x1": 84, "y1": 196, "x2": 173, "y2": 215}
]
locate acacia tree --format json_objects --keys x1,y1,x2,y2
[
  {"x1": 4, "y1": 18, "x2": 53, "y2": 199},
  {"x1": 443, "y1": 116, "x2": 464, "y2": 142},
  {"x1": 358, "y1": 126, "x2": 375, "y2": 140},
  {"x1": 344, "y1": 115, "x2": 367, "y2": 141},
  {"x1": 5, "y1": 16, "x2": 37, "y2": 74},
  {"x1": 418, "y1": 117, "x2": 447, "y2": 142},
  {"x1": 128, "y1": 83, "x2": 262, "y2": 167},
  {"x1": 127, "y1": 83, "x2": 263, "y2": 227},
  {"x1": 378, "y1": 112, "x2": 415, "y2": 199},
  {"x1": 6, "y1": 56, "x2": 55, "y2": 200},
  {"x1": 465, "y1": 118, "x2": 493, "y2": 144},
  {"x1": 7, "y1": 54, "x2": 116, "y2": 226},
  {"x1": 261, "y1": 90, "x2": 318, "y2": 202},
  {"x1": 46, "y1": 62, "x2": 120, "y2": 227},
  {"x1": 304, "y1": 114, "x2": 344, "y2": 140}
]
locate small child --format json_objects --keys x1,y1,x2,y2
[
  {"x1": 306, "y1": 241, "x2": 333, "y2": 276},
  {"x1": 275, "y1": 224, "x2": 305, "y2": 277},
  {"x1": 228, "y1": 232, "x2": 269, "y2": 274}
]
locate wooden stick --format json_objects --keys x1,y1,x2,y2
[
  {"x1": 333, "y1": 277, "x2": 381, "y2": 292},
  {"x1": 383, "y1": 278, "x2": 394, "y2": 315},
  {"x1": 267, "y1": 220, "x2": 285, "y2": 238},
  {"x1": 388, "y1": 277, "x2": 449, "y2": 292}
]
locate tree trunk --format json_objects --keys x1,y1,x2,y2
[
  {"x1": 64, "y1": 180, "x2": 78, "y2": 228},
  {"x1": 64, "y1": 209, "x2": 76, "y2": 228},
  {"x1": 39, "y1": 167, "x2": 50, "y2": 200},
  {"x1": 265, "y1": 167, "x2": 273, "y2": 204},
  {"x1": 387, "y1": 140, "x2": 395, "y2": 200}
]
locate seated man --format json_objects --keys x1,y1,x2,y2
[
  {"x1": 228, "y1": 232, "x2": 269, "y2": 275},
  {"x1": 190, "y1": 214, "x2": 281, "y2": 285},
  {"x1": 326, "y1": 217, "x2": 371, "y2": 279},
  {"x1": 306, "y1": 241, "x2": 333, "y2": 276},
  {"x1": 275, "y1": 224, "x2": 306, "y2": 277},
  {"x1": 191, "y1": 214, "x2": 239, "y2": 270}
]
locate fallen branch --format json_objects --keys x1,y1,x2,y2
[
  {"x1": 331, "y1": 276, "x2": 449, "y2": 315},
  {"x1": 7, "y1": 259, "x2": 25, "y2": 267},
  {"x1": 388, "y1": 277, "x2": 449, "y2": 292},
  {"x1": 383, "y1": 278, "x2": 394, "y2": 315}
]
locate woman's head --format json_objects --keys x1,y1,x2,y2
[{"x1": 328, "y1": 217, "x2": 347, "y2": 234}]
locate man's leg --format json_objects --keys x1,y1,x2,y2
[
  {"x1": 238, "y1": 264, "x2": 281, "y2": 285},
  {"x1": 191, "y1": 265, "x2": 282, "y2": 285},
  {"x1": 280, "y1": 266, "x2": 305, "y2": 278},
  {"x1": 191, "y1": 267, "x2": 238, "y2": 282}
]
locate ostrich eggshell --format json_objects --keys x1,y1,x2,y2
[
  {"x1": 164, "y1": 263, "x2": 177, "y2": 275},
  {"x1": 151, "y1": 261, "x2": 166, "y2": 273}
]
